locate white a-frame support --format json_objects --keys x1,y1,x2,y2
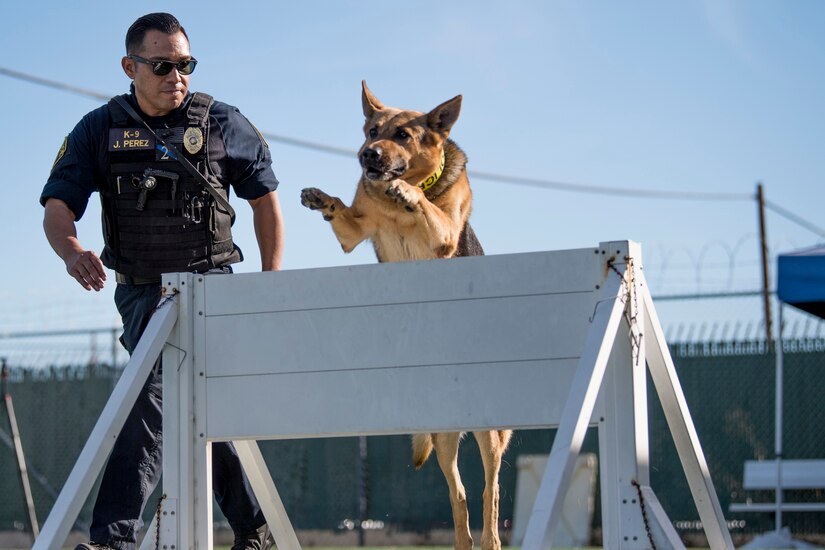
[
  {"x1": 35, "y1": 241, "x2": 734, "y2": 550},
  {"x1": 522, "y1": 246, "x2": 733, "y2": 550}
]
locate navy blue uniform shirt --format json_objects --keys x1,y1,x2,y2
[{"x1": 41, "y1": 90, "x2": 279, "y2": 220}]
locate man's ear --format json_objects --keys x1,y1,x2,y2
[
  {"x1": 361, "y1": 80, "x2": 385, "y2": 118},
  {"x1": 427, "y1": 95, "x2": 462, "y2": 135},
  {"x1": 122, "y1": 56, "x2": 136, "y2": 79}
]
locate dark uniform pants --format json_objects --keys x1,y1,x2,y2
[{"x1": 91, "y1": 272, "x2": 264, "y2": 549}]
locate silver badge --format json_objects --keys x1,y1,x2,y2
[{"x1": 183, "y1": 127, "x2": 204, "y2": 154}]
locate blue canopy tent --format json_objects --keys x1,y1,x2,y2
[{"x1": 777, "y1": 244, "x2": 825, "y2": 320}]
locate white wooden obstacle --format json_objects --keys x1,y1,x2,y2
[{"x1": 35, "y1": 240, "x2": 734, "y2": 550}]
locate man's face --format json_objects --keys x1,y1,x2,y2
[{"x1": 122, "y1": 30, "x2": 191, "y2": 116}]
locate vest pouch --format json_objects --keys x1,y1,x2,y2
[
  {"x1": 206, "y1": 176, "x2": 234, "y2": 255},
  {"x1": 101, "y1": 206, "x2": 112, "y2": 247}
]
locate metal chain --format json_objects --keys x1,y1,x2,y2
[
  {"x1": 154, "y1": 493, "x2": 167, "y2": 550},
  {"x1": 631, "y1": 480, "x2": 657, "y2": 550},
  {"x1": 607, "y1": 256, "x2": 643, "y2": 365}
]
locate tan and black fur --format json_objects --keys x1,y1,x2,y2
[{"x1": 301, "y1": 81, "x2": 511, "y2": 550}]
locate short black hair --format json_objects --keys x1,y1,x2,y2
[{"x1": 125, "y1": 13, "x2": 189, "y2": 54}]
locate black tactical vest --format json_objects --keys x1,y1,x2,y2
[{"x1": 100, "y1": 93, "x2": 241, "y2": 278}]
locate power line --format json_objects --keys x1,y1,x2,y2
[
  {"x1": 0, "y1": 66, "x2": 111, "y2": 101},
  {"x1": 258, "y1": 132, "x2": 354, "y2": 158},
  {"x1": 764, "y1": 200, "x2": 825, "y2": 239},
  {"x1": 468, "y1": 170, "x2": 749, "y2": 201},
  {"x1": 0, "y1": 65, "x2": 813, "y2": 207}
]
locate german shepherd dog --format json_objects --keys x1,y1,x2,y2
[{"x1": 301, "y1": 82, "x2": 512, "y2": 550}]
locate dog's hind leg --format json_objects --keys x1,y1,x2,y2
[
  {"x1": 474, "y1": 429, "x2": 513, "y2": 550},
  {"x1": 433, "y1": 432, "x2": 473, "y2": 550}
]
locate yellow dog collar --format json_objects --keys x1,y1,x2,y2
[{"x1": 419, "y1": 149, "x2": 446, "y2": 191}]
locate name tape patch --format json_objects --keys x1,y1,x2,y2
[{"x1": 108, "y1": 128, "x2": 155, "y2": 151}]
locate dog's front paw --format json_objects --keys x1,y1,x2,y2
[
  {"x1": 301, "y1": 188, "x2": 339, "y2": 220},
  {"x1": 385, "y1": 180, "x2": 420, "y2": 212},
  {"x1": 300, "y1": 187, "x2": 332, "y2": 210}
]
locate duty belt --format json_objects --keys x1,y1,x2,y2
[{"x1": 115, "y1": 272, "x2": 162, "y2": 285}]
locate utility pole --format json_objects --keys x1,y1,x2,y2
[{"x1": 756, "y1": 182, "x2": 773, "y2": 344}]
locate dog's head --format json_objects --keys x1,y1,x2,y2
[{"x1": 358, "y1": 80, "x2": 461, "y2": 185}]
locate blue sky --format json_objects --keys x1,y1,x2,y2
[{"x1": 1, "y1": 1, "x2": 824, "y2": 350}]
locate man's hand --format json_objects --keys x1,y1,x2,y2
[
  {"x1": 43, "y1": 198, "x2": 107, "y2": 291},
  {"x1": 65, "y1": 249, "x2": 107, "y2": 291}
]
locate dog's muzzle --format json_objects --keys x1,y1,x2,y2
[{"x1": 360, "y1": 147, "x2": 406, "y2": 181}]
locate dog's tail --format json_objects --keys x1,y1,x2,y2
[{"x1": 411, "y1": 433, "x2": 433, "y2": 469}]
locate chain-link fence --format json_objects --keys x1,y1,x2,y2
[
  {"x1": 1, "y1": 338, "x2": 824, "y2": 546},
  {"x1": 654, "y1": 339, "x2": 825, "y2": 544}
]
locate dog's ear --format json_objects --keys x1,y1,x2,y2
[
  {"x1": 361, "y1": 80, "x2": 385, "y2": 118},
  {"x1": 427, "y1": 95, "x2": 462, "y2": 135}
]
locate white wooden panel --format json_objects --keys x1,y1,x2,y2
[
  {"x1": 205, "y1": 358, "x2": 581, "y2": 440},
  {"x1": 204, "y1": 292, "x2": 594, "y2": 377},
  {"x1": 202, "y1": 249, "x2": 603, "y2": 316}
]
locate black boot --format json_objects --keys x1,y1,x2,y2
[{"x1": 231, "y1": 524, "x2": 274, "y2": 550}]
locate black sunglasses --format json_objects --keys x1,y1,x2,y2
[{"x1": 128, "y1": 54, "x2": 197, "y2": 76}]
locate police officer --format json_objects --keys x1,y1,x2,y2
[{"x1": 41, "y1": 13, "x2": 282, "y2": 550}]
